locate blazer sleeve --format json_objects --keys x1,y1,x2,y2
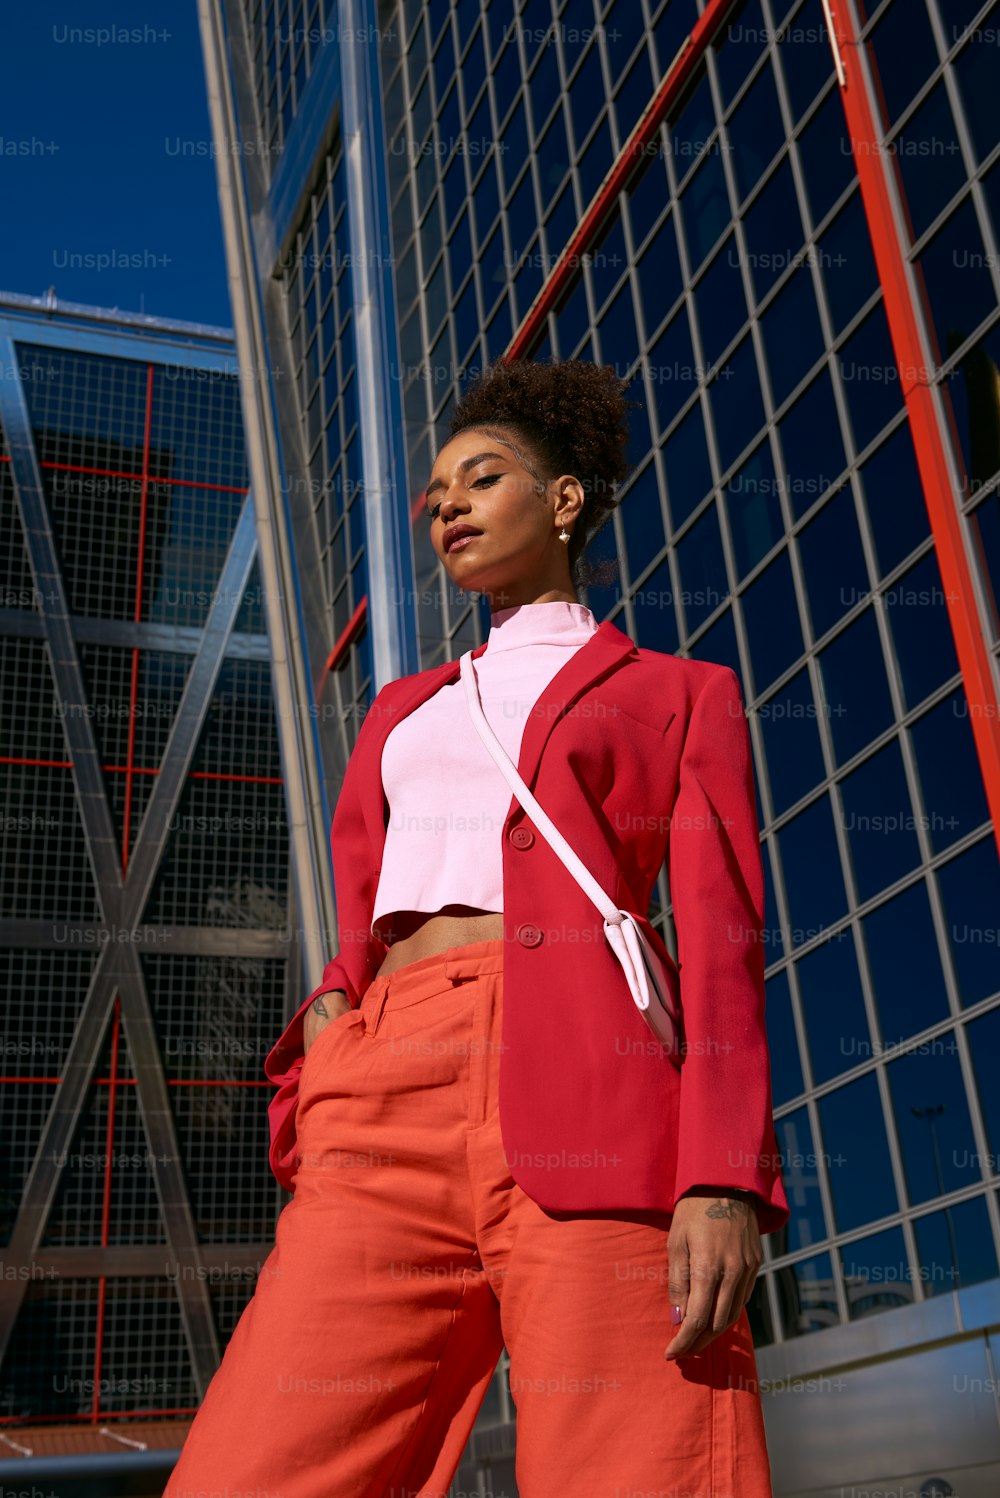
[
  {"x1": 264, "y1": 686, "x2": 389, "y2": 1190},
  {"x1": 668, "y1": 665, "x2": 790, "y2": 1236}
]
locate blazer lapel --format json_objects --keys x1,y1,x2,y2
[{"x1": 360, "y1": 618, "x2": 638, "y2": 849}]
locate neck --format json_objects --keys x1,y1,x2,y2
[{"x1": 486, "y1": 587, "x2": 579, "y2": 612}]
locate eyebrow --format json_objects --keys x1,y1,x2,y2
[{"x1": 425, "y1": 451, "x2": 507, "y2": 502}]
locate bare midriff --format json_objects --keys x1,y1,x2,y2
[{"x1": 372, "y1": 906, "x2": 505, "y2": 980}]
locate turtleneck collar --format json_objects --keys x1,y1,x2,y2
[{"x1": 486, "y1": 599, "x2": 599, "y2": 652}]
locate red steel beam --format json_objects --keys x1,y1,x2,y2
[{"x1": 829, "y1": 0, "x2": 1000, "y2": 859}]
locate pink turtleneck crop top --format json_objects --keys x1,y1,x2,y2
[{"x1": 370, "y1": 600, "x2": 599, "y2": 940}]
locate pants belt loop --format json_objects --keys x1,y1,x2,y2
[{"x1": 365, "y1": 987, "x2": 390, "y2": 1037}]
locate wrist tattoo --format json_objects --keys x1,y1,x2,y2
[{"x1": 704, "y1": 1196, "x2": 753, "y2": 1220}]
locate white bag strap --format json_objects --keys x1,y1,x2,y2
[{"x1": 460, "y1": 651, "x2": 623, "y2": 927}]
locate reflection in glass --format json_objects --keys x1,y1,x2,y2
[
  {"x1": 914, "y1": 1195, "x2": 997, "y2": 1297},
  {"x1": 774, "y1": 1107, "x2": 827, "y2": 1253},
  {"x1": 840, "y1": 1225, "x2": 912, "y2": 1318},
  {"x1": 777, "y1": 1250, "x2": 838, "y2": 1338},
  {"x1": 887, "y1": 1040, "x2": 980, "y2": 1207}
]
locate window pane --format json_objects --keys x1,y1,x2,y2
[
  {"x1": 916, "y1": 199, "x2": 998, "y2": 363},
  {"x1": 761, "y1": 266, "x2": 825, "y2": 409},
  {"x1": 865, "y1": 0, "x2": 939, "y2": 132},
  {"x1": 840, "y1": 1225, "x2": 912, "y2": 1318},
  {"x1": 914, "y1": 1195, "x2": 998, "y2": 1296},
  {"x1": 817, "y1": 608, "x2": 894, "y2": 766},
  {"x1": 859, "y1": 420, "x2": 929, "y2": 577},
  {"x1": 774, "y1": 1106, "x2": 828, "y2": 1254},
  {"x1": 936, "y1": 837, "x2": 1000, "y2": 1008},
  {"x1": 710, "y1": 332, "x2": 766, "y2": 473},
  {"x1": 766, "y1": 966, "x2": 805, "y2": 1108},
  {"x1": 796, "y1": 86, "x2": 856, "y2": 229},
  {"x1": 910, "y1": 687, "x2": 990, "y2": 853},
  {"x1": 778, "y1": 368, "x2": 846, "y2": 521},
  {"x1": 777, "y1": 0, "x2": 835, "y2": 124},
  {"x1": 886, "y1": 548, "x2": 960, "y2": 710},
  {"x1": 818, "y1": 1072, "x2": 899, "y2": 1233},
  {"x1": 797, "y1": 484, "x2": 868, "y2": 639},
  {"x1": 777, "y1": 792, "x2": 849, "y2": 941},
  {"x1": 662, "y1": 402, "x2": 713, "y2": 529},
  {"x1": 819, "y1": 188, "x2": 880, "y2": 335},
  {"x1": 966, "y1": 1006, "x2": 1000, "y2": 1170},
  {"x1": 621, "y1": 460, "x2": 666, "y2": 586},
  {"x1": 632, "y1": 555, "x2": 679, "y2": 653},
  {"x1": 893, "y1": 82, "x2": 967, "y2": 244},
  {"x1": 727, "y1": 61, "x2": 785, "y2": 204},
  {"x1": 726, "y1": 441, "x2": 784, "y2": 579},
  {"x1": 742, "y1": 547, "x2": 804, "y2": 691},
  {"x1": 863, "y1": 880, "x2": 951, "y2": 1045},
  {"x1": 694, "y1": 236, "x2": 749, "y2": 368},
  {"x1": 841, "y1": 737, "x2": 923, "y2": 903},
  {"x1": 742, "y1": 155, "x2": 804, "y2": 306},
  {"x1": 675, "y1": 500, "x2": 727, "y2": 633},
  {"x1": 778, "y1": 1250, "x2": 839, "y2": 1338},
  {"x1": 797, "y1": 930, "x2": 871, "y2": 1086},
  {"x1": 837, "y1": 303, "x2": 906, "y2": 455},
  {"x1": 678, "y1": 144, "x2": 730, "y2": 272},
  {"x1": 760, "y1": 666, "x2": 827, "y2": 817},
  {"x1": 887, "y1": 1038, "x2": 980, "y2": 1206}
]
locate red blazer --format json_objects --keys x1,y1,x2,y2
[{"x1": 265, "y1": 619, "x2": 790, "y2": 1235}]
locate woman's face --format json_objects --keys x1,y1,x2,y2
[{"x1": 425, "y1": 426, "x2": 583, "y2": 605}]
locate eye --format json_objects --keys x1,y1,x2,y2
[{"x1": 427, "y1": 472, "x2": 502, "y2": 521}]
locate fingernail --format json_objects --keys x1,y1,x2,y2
[{"x1": 671, "y1": 1304, "x2": 683, "y2": 1325}]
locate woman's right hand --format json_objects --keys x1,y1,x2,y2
[{"x1": 302, "y1": 990, "x2": 352, "y2": 1056}]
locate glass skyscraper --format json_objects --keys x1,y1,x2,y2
[
  {"x1": 34, "y1": 0, "x2": 995, "y2": 1492},
  {"x1": 0, "y1": 292, "x2": 298, "y2": 1485}
]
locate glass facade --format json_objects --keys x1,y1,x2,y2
[
  {"x1": 209, "y1": 0, "x2": 1000, "y2": 1491},
  {"x1": 0, "y1": 306, "x2": 290, "y2": 1444}
]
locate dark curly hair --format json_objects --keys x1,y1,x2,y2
[{"x1": 445, "y1": 356, "x2": 639, "y2": 591}]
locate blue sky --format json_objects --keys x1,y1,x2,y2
[{"x1": 0, "y1": 2, "x2": 232, "y2": 327}]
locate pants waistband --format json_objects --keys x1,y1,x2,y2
[{"x1": 368, "y1": 937, "x2": 505, "y2": 1002}]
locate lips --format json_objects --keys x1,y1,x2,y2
[{"x1": 444, "y1": 525, "x2": 483, "y2": 552}]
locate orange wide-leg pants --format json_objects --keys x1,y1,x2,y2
[{"x1": 164, "y1": 937, "x2": 775, "y2": 1497}]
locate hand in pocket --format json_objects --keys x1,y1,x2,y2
[{"x1": 303, "y1": 990, "x2": 353, "y2": 1056}]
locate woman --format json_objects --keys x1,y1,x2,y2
[{"x1": 166, "y1": 357, "x2": 789, "y2": 1497}]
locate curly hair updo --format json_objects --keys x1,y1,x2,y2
[{"x1": 445, "y1": 356, "x2": 639, "y2": 591}]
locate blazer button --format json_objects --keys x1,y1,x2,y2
[
  {"x1": 510, "y1": 826, "x2": 534, "y2": 849},
  {"x1": 516, "y1": 923, "x2": 543, "y2": 947}
]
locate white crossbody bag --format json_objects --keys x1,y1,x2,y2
[{"x1": 460, "y1": 651, "x2": 684, "y2": 1068}]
